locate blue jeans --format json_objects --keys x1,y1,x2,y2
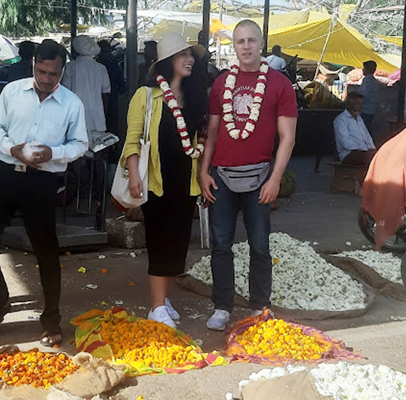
[{"x1": 209, "y1": 167, "x2": 272, "y2": 312}]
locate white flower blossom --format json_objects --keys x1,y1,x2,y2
[
  {"x1": 225, "y1": 75, "x2": 236, "y2": 87},
  {"x1": 250, "y1": 105, "x2": 260, "y2": 120},
  {"x1": 173, "y1": 109, "x2": 182, "y2": 117},
  {"x1": 224, "y1": 113, "x2": 234, "y2": 122},
  {"x1": 241, "y1": 130, "x2": 250, "y2": 139},
  {"x1": 253, "y1": 96, "x2": 263, "y2": 103},
  {"x1": 336, "y1": 250, "x2": 402, "y2": 284},
  {"x1": 181, "y1": 139, "x2": 191, "y2": 148},
  {"x1": 237, "y1": 363, "x2": 406, "y2": 400},
  {"x1": 160, "y1": 81, "x2": 170, "y2": 92},
  {"x1": 223, "y1": 103, "x2": 233, "y2": 113},
  {"x1": 224, "y1": 89, "x2": 233, "y2": 100},
  {"x1": 225, "y1": 123, "x2": 235, "y2": 130},
  {"x1": 229, "y1": 129, "x2": 240, "y2": 139},
  {"x1": 245, "y1": 122, "x2": 255, "y2": 132},
  {"x1": 256, "y1": 82, "x2": 266, "y2": 93},
  {"x1": 167, "y1": 99, "x2": 177, "y2": 109},
  {"x1": 188, "y1": 233, "x2": 366, "y2": 311}
]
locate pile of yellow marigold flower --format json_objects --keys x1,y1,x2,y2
[
  {"x1": 100, "y1": 318, "x2": 203, "y2": 368},
  {"x1": 0, "y1": 350, "x2": 79, "y2": 388},
  {"x1": 235, "y1": 319, "x2": 332, "y2": 361}
]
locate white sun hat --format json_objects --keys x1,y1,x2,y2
[
  {"x1": 73, "y1": 35, "x2": 100, "y2": 56},
  {"x1": 149, "y1": 33, "x2": 206, "y2": 75}
]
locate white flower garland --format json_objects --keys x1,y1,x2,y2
[
  {"x1": 223, "y1": 57, "x2": 269, "y2": 140},
  {"x1": 156, "y1": 75, "x2": 204, "y2": 159}
]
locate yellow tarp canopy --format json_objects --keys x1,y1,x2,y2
[
  {"x1": 223, "y1": 10, "x2": 397, "y2": 73},
  {"x1": 378, "y1": 35, "x2": 403, "y2": 46},
  {"x1": 149, "y1": 17, "x2": 227, "y2": 44}
]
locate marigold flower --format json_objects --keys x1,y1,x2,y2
[
  {"x1": 0, "y1": 350, "x2": 79, "y2": 388},
  {"x1": 235, "y1": 318, "x2": 332, "y2": 361},
  {"x1": 100, "y1": 318, "x2": 203, "y2": 369}
]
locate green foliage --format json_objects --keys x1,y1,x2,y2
[{"x1": 0, "y1": 0, "x2": 125, "y2": 37}]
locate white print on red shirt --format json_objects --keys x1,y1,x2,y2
[{"x1": 233, "y1": 85, "x2": 255, "y2": 123}]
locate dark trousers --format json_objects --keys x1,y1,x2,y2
[
  {"x1": 342, "y1": 149, "x2": 376, "y2": 165},
  {"x1": 0, "y1": 161, "x2": 61, "y2": 332},
  {"x1": 209, "y1": 167, "x2": 272, "y2": 312}
]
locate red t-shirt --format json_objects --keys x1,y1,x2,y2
[{"x1": 208, "y1": 68, "x2": 298, "y2": 167}]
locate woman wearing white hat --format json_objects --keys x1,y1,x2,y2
[{"x1": 121, "y1": 33, "x2": 207, "y2": 327}]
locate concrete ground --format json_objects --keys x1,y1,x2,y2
[{"x1": 1, "y1": 156, "x2": 406, "y2": 399}]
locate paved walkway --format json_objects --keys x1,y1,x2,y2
[{"x1": 1, "y1": 156, "x2": 406, "y2": 399}]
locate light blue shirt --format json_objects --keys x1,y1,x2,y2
[
  {"x1": 0, "y1": 78, "x2": 88, "y2": 172},
  {"x1": 359, "y1": 74, "x2": 381, "y2": 115},
  {"x1": 333, "y1": 109, "x2": 376, "y2": 161}
]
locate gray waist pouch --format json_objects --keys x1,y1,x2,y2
[{"x1": 217, "y1": 162, "x2": 270, "y2": 193}]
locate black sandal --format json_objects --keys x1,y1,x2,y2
[
  {"x1": 0, "y1": 301, "x2": 10, "y2": 323},
  {"x1": 40, "y1": 328, "x2": 62, "y2": 347}
]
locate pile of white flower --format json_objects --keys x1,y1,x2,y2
[
  {"x1": 234, "y1": 362, "x2": 406, "y2": 400},
  {"x1": 188, "y1": 232, "x2": 366, "y2": 311},
  {"x1": 336, "y1": 250, "x2": 402, "y2": 284}
]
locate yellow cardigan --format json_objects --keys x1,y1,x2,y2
[{"x1": 121, "y1": 86, "x2": 200, "y2": 197}]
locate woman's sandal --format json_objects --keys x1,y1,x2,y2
[
  {"x1": 0, "y1": 301, "x2": 10, "y2": 323},
  {"x1": 40, "y1": 329, "x2": 62, "y2": 347}
]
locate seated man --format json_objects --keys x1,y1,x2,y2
[
  {"x1": 333, "y1": 91, "x2": 376, "y2": 165},
  {"x1": 266, "y1": 45, "x2": 286, "y2": 71}
]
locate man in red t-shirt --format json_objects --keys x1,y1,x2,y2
[{"x1": 200, "y1": 20, "x2": 297, "y2": 331}]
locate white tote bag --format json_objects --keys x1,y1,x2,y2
[{"x1": 111, "y1": 87, "x2": 152, "y2": 208}]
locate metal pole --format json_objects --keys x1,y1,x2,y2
[
  {"x1": 262, "y1": 0, "x2": 270, "y2": 57},
  {"x1": 314, "y1": 18, "x2": 334, "y2": 80},
  {"x1": 202, "y1": 0, "x2": 210, "y2": 50},
  {"x1": 70, "y1": 0, "x2": 77, "y2": 41},
  {"x1": 398, "y1": 1, "x2": 406, "y2": 127},
  {"x1": 126, "y1": 0, "x2": 138, "y2": 100}
]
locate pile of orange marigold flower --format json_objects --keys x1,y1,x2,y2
[
  {"x1": 0, "y1": 350, "x2": 79, "y2": 388},
  {"x1": 100, "y1": 318, "x2": 203, "y2": 368},
  {"x1": 235, "y1": 319, "x2": 332, "y2": 361}
]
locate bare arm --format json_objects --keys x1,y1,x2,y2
[
  {"x1": 259, "y1": 116, "x2": 296, "y2": 204},
  {"x1": 127, "y1": 154, "x2": 143, "y2": 199},
  {"x1": 199, "y1": 114, "x2": 221, "y2": 204}
]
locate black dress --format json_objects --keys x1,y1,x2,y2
[{"x1": 141, "y1": 102, "x2": 198, "y2": 276}]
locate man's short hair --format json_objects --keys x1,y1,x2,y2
[
  {"x1": 98, "y1": 39, "x2": 110, "y2": 54},
  {"x1": 18, "y1": 41, "x2": 36, "y2": 60},
  {"x1": 363, "y1": 60, "x2": 377, "y2": 74},
  {"x1": 346, "y1": 91, "x2": 363, "y2": 108},
  {"x1": 233, "y1": 19, "x2": 262, "y2": 40},
  {"x1": 35, "y1": 39, "x2": 67, "y2": 68},
  {"x1": 271, "y1": 45, "x2": 281, "y2": 55}
]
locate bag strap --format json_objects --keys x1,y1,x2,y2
[{"x1": 143, "y1": 87, "x2": 152, "y2": 142}]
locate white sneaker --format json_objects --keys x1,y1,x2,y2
[
  {"x1": 165, "y1": 298, "x2": 180, "y2": 320},
  {"x1": 207, "y1": 309, "x2": 230, "y2": 331},
  {"x1": 251, "y1": 309, "x2": 264, "y2": 317},
  {"x1": 148, "y1": 305, "x2": 176, "y2": 329}
]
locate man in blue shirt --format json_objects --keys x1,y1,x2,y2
[
  {"x1": 334, "y1": 91, "x2": 376, "y2": 165},
  {"x1": 359, "y1": 60, "x2": 381, "y2": 135},
  {"x1": 0, "y1": 40, "x2": 88, "y2": 346}
]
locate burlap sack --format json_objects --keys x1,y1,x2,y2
[
  {"x1": 54, "y1": 352, "x2": 126, "y2": 398},
  {"x1": 322, "y1": 254, "x2": 406, "y2": 302},
  {"x1": 0, "y1": 349, "x2": 125, "y2": 400},
  {"x1": 175, "y1": 274, "x2": 375, "y2": 321},
  {"x1": 241, "y1": 371, "x2": 332, "y2": 400}
]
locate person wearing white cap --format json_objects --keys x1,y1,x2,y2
[
  {"x1": 121, "y1": 33, "x2": 207, "y2": 328},
  {"x1": 62, "y1": 35, "x2": 111, "y2": 149}
]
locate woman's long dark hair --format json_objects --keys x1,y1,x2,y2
[{"x1": 148, "y1": 52, "x2": 208, "y2": 134}]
